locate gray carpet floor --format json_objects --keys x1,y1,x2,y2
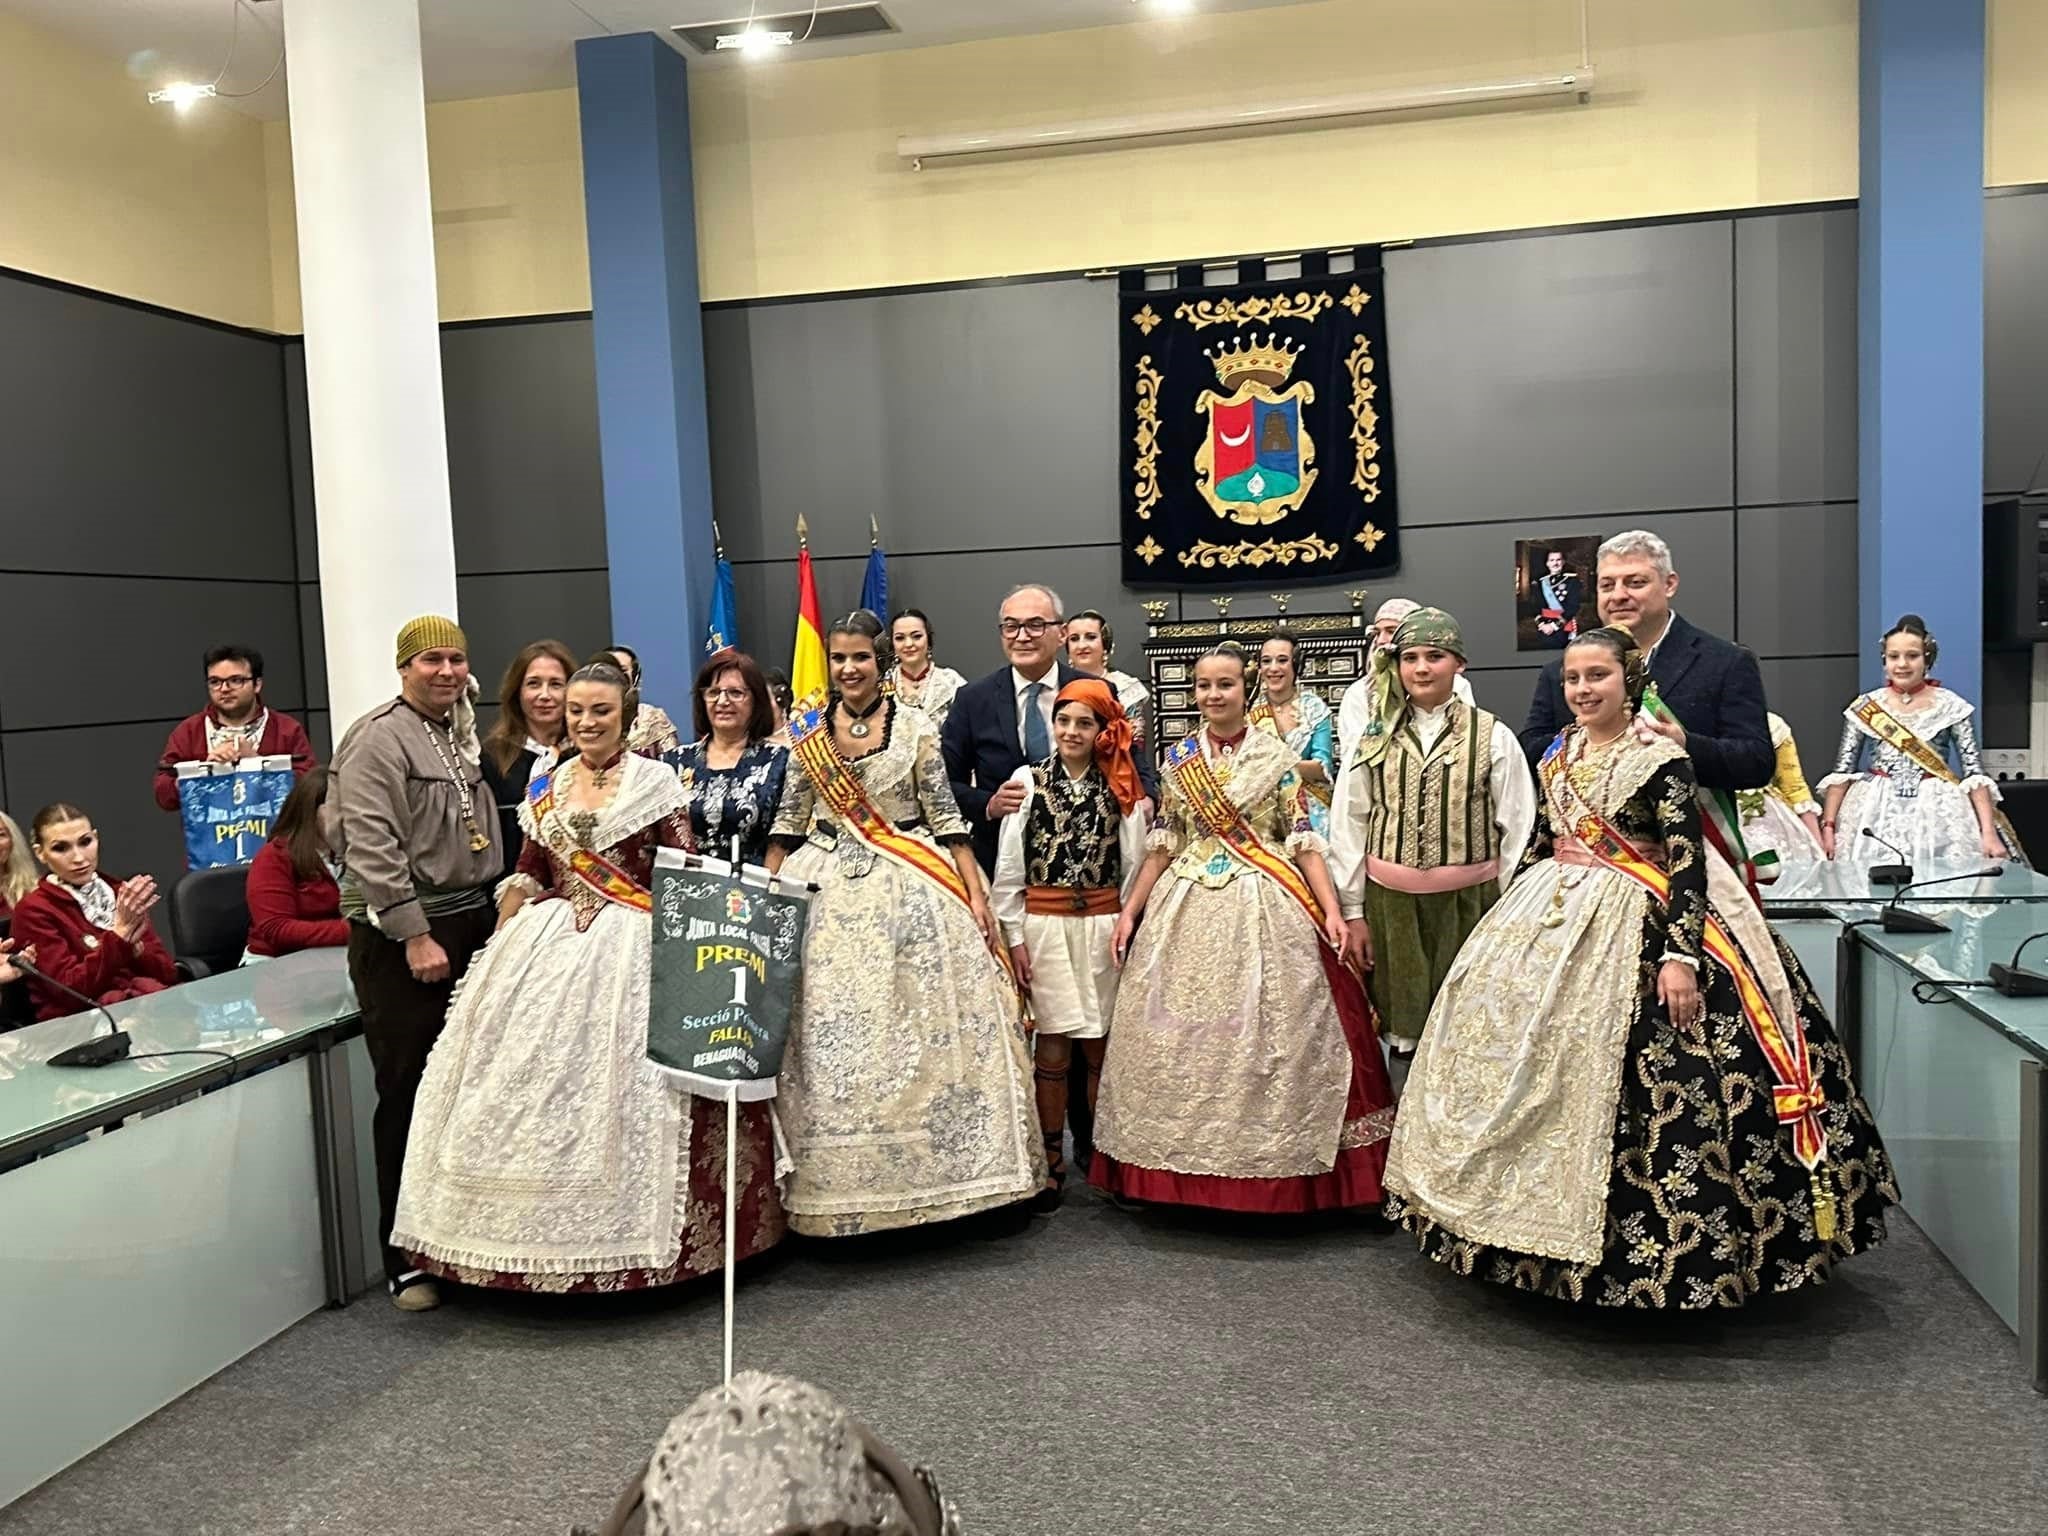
[{"x1": 5, "y1": 1191, "x2": 2044, "y2": 1536}]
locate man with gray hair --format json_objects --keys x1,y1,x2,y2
[{"x1": 1517, "y1": 529, "x2": 1773, "y2": 791}]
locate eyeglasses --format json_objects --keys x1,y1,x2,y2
[
  {"x1": 703, "y1": 687, "x2": 751, "y2": 702},
  {"x1": 207, "y1": 676, "x2": 254, "y2": 690},
  {"x1": 998, "y1": 618, "x2": 1062, "y2": 639}
]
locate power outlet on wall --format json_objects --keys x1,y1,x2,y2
[{"x1": 1983, "y1": 748, "x2": 2029, "y2": 780}]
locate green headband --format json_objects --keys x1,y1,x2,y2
[{"x1": 1391, "y1": 606, "x2": 1464, "y2": 660}]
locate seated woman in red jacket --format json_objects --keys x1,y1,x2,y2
[
  {"x1": 244, "y1": 767, "x2": 348, "y2": 960},
  {"x1": 9, "y1": 803, "x2": 179, "y2": 1019}
]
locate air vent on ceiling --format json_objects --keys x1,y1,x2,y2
[{"x1": 675, "y1": 4, "x2": 897, "y2": 54}]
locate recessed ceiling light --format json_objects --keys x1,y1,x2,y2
[
  {"x1": 147, "y1": 81, "x2": 217, "y2": 110},
  {"x1": 1146, "y1": 0, "x2": 1197, "y2": 14}
]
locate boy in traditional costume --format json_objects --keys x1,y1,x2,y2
[{"x1": 1330, "y1": 606, "x2": 1536, "y2": 1058}]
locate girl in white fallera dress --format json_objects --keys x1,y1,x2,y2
[
  {"x1": 990, "y1": 678, "x2": 1149, "y2": 1207},
  {"x1": 1819, "y1": 614, "x2": 2019, "y2": 873},
  {"x1": 1738, "y1": 713, "x2": 1827, "y2": 890},
  {"x1": 886, "y1": 608, "x2": 970, "y2": 729}
]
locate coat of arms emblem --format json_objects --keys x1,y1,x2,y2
[{"x1": 1193, "y1": 332, "x2": 1316, "y2": 526}]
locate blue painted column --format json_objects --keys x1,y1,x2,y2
[
  {"x1": 576, "y1": 33, "x2": 714, "y2": 703},
  {"x1": 1859, "y1": 0, "x2": 1985, "y2": 704}
]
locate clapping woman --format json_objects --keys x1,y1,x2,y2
[{"x1": 8, "y1": 804, "x2": 178, "y2": 1020}]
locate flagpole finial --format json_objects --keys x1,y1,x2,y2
[
  {"x1": 797, "y1": 512, "x2": 810, "y2": 550},
  {"x1": 713, "y1": 518, "x2": 726, "y2": 558},
  {"x1": 869, "y1": 514, "x2": 880, "y2": 549}
]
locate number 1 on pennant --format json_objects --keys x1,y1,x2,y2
[{"x1": 728, "y1": 966, "x2": 750, "y2": 1007}]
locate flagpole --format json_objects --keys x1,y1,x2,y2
[
  {"x1": 723, "y1": 1086, "x2": 737, "y2": 1386},
  {"x1": 713, "y1": 517, "x2": 725, "y2": 559},
  {"x1": 797, "y1": 512, "x2": 809, "y2": 550},
  {"x1": 869, "y1": 514, "x2": 879, "y2": 549}
]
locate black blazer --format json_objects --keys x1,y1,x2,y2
[
  {"x1": 942, "y1": 663, "x2": 1159, "y2": 873},
  {"x1": 1517, "y1": 613, "x2": 1774, "y2": 791}
]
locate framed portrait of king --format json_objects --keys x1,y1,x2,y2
[{"x1": 1514, "y1": 534, "x2": 1598, "y2": 652}]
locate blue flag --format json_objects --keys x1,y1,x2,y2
[
  {"x1": 705, "y1": 551, "x2": 739, "y2": 656},
  {"x1": 860, "y1": 540, "x2": 889, "y2": 621}
]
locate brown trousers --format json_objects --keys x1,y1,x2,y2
[{"x1": 347, "y1": 903, "x2": 495, "y2": 1282}]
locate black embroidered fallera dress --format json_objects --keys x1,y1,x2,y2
[{"x1": 1386, "y1": 727, "x2": 1897, "y2": 1308}]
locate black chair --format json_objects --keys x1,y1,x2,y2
[{"x1": 168, "y1": 866, "x2": 252, "y2": 980}]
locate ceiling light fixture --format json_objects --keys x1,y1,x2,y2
[
  {"x1": 715, "y1": 26, "x2": 795, "y2": 51},
  {"x1": 147, "y1": 81, "x2": 218, "y2": 111},
  {"x1": 899, "y1": 69, "x2": 1595, "y2": 167}
]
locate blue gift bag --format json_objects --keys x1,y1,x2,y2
[{"x1": 176, "y1": 755, "x2": 297, "y2": 870}]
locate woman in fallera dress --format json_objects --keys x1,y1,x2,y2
[
  {"x1": 1250, "y1": 631, "x2": 1336, "y2": 834},
  {"x1": 1739, "y1": 712, "x2": 1827, "y2": 890},
  {"x1": 766, "y1": 610, "x2": 1042, "y2": 1237},
  {"x1": 1092, "y1": 644, "x2": 1394, "y2": 1214},
  {"x1": 1819, "y1": 614, "x2": 2019, "y2": 872},
  {"x1": 392, "y1": 661, "x2": 784, "y2": 1292},
  {"x1": 886, "y1": 609, "x2": 969, "y2": 729},
  {"x1": 1387, "y1": 626, "x2": 1896, "y2": 1308},
  {"x1": 675, "y1": 650, "x2": 789, "y2": 868}
]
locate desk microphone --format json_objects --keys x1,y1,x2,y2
[
  {"x1": 1875, "y1": 866, "x2": 2004, "y2": 934},
  {"x1": 1860, "y1": 828, "x2": 1913, "y2": 886},
  {"x1": 12, "y1": 957, "x2": 132, "y2": 1067},
  {"x1": 1991, "y1": 931, "x2": 2048, "y2": 997}
]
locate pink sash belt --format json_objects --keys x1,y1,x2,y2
[{"x1": 1365, "y1": 854, "x2": 1499, "y2": 895}]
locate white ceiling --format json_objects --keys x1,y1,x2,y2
[{"x1": 7, "y1": 0, "x2": 1310, "y2": 121}]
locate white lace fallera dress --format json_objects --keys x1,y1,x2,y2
[
  {"x1": 1819, "y1": 689, "x2": 2006, "y2": 872},
  {"x1": 769, "y1": 701, "x2": 1042, "y2": 1236}
]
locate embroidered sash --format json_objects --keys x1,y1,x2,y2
[
  {"x1": 1637, "y1": 683, "x2": 1768, "y2": 896},
  {"x1": 1164, "y1": 734, "x2": 1327, "y2": 938},
  {"x1": 1542, "y1": 748, "x2": 1833, "y2": 1207},
  {"x1": 1248, "y1": 701, "x2": 1333, "y2": 807},
  {"x1": 1852, "y1": 693, "x2": 2023, "y2": 858},
  {"x1": 525, "y1": 773, "x2": 652, "y2": 914},
  {"x1": 787, "y1": 700, "x2": 970, "y2": 909}
]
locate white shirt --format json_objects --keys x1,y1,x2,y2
[
  {"x1": 1328, "y1": 703, "x2": 1537, "y2": 919},
  {"x1": 1337, "y1": 665, "x2": 1474, "y2": 771},
  {"x1": 1013, "y1": 666, "x2": 1058, "y2": 755}
]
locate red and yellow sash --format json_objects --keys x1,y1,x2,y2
[
  {"x1": 526, "y1": 773, "x2": 652, "y2": 914},
  {"x1": 1165, "y1": 733, "x2": 1328, "y2": 940},
  {"x1": 1543, "y1": 750, "x2": 1834, "y2": 1219},
  {"x1": 787, "y1": 697, "x2": 971, "y2": 909},
  {"x1": 1853, "y1": 693, "x2": 2024, "y2": 860}
]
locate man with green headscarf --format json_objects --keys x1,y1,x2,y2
[{"x1": 1329, "y1": 606, "x2": 1536, "y2": 1063}]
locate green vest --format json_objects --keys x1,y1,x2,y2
[{"x1": 1363, "y1": 702, "x2": 1502, "y2": 870}]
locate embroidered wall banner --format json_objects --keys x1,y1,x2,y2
[{"x1": 1119, "y1": 251, "x2": 1400, "y2": 589}]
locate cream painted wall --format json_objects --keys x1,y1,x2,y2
[
  {"x1": 1988, "y1": 0, "x2": 2048, "y2": 187},
  {"x1": 0, "y1": 11, "x2": 273, "y2": 330},
  {"x1": 264, "y1": 88, "x2": 590, "y2": 333}
]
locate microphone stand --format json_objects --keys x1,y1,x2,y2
[
  {"x1": 1991, "y1": 930, "x2": 2048, "y2": 997},
  {"x1": 1859, "y1": 826, "x2": 1914, "y2": 887},
  {"x1": 1875, "y1": 866, "x2": 2004, "y2": 935},
  {"x1": 11, "y1": 957, "x2": 132, "y2": 1067}
]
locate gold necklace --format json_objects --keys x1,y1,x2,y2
[{"x1": 421, "y1": 717, "x2": 491, "y2": 854}]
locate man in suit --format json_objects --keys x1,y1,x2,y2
[
  {"x1": 1531, "y1": 548, "x2": 1584, "y2": 648},
  {"x1": 1518, "y1": 529, "x2": 1773, "y2": 791},
  {"x1": 942, "y1": 583, "x2": 1156, "y2": 876}
]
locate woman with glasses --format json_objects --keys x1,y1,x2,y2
[
  {"x1": 676, "y1": 651, "x2": 789, "y2": 868},
  {"x1": 886, "y1": 609, "x2": 969, "y2": 729},
  {"x1": 766, "y1": 610, "x2": 1042, "y2": 1236},
  {"x1": 9, "y1": 803, "x2": 179, "y2": 1020},
  {"x1": 481, "y1": 639, "x2": 577, "y2": 861}
]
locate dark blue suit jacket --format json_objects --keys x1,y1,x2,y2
[
  {"x1": 942, "y1": 663, "x2": 1159, "y2": 874},
  {"x1": 1517, "y1": 613, "x2": 1774, "y2": 791}
]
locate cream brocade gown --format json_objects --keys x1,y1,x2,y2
[{"x1": 770, "y1": 702, "x2": 1042, "y2": 1235}]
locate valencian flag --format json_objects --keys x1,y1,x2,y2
[
  {"x1": 860, "y1": 515, "x2": 888, "y2": 619},
  {"x1": 791, "y1": 515, "x2": 827, "y2": 703},
  {"x1": 1118, "y1": 248, "x2": 1400, "y2": 589},
  {"x1": 705, "y1": 521, "x2": 740, "y2": 657}
]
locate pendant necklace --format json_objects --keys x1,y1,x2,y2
[
  {"x1": 422, "y1": 716, "x2": 492, "y2": 854},
  {"x1": 842, "y1": 693, "x2": 886, "y2": 740}
]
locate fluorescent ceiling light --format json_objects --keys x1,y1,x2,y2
[
  {"x1": 899, "y1": 69, "x2": 1595, "y2": 166},
  {"x1": 715, "y1": 27, "x2": 795, "y2": 52},
  {"x1": 147, "y1": 80, "x2": 218, "y2": 110}
]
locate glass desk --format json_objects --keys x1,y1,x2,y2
[{"x1": 0, "y1": 950, "x2": 377, "y2": 1508}]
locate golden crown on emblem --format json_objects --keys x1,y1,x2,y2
[{"x1": 1204, "y1": 331, "x2": 1303, "y2": 391}]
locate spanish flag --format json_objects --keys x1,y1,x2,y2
[{"x1": 791, "y1": 514, "x2": 827, "y2": 704}]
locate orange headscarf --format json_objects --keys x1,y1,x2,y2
[{"x1": 1054, "y1": 678, "x2": 1142, "y2": 813}]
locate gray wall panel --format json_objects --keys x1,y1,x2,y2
[
  {"x1": 1736, "y1": 210, "x2": 1858, "y2": 506},
  {"x1": 1383, "y1": 222, "x2": 1734, "y2": 523},
  {"x1": 0, "y1": 575, "x2": 306, "y2": 731},
  {"x1": 1460, "y1": 665, "x2": 1546, "y2": 727},
  {"x1": 1734, "y1": 502, "x2": 1859, "y2": 658},
  {"x1": 705, "y1": 280, "x2": 1120, "y2": 564},
  {"x1": 442, "y1": 320, "x2": 608, "y2": 575},
  {"x1": 1759, "y1": 656, "x2": 1861, "y2": 782},
  {"x1": 2, "y1": 722, "x2": 195, "y2": 895},
  {"x1": 454, "y1": 571, "x2": 614, "y2": 701},
  {"x1": 1986, "y1": 191, "x2": 2048, "y2": 494},
  {"x1": 0, "y1": 275, "x2": 294, "y2": 581},
  {"x1": 1983, "y1": 646, "x2": 2031, "y2": 748},
  {"x1": 305, "y1": 710, "x2": 332, "y2": 762},
  {"x1": 284, "y1": 341, "x2": 317, "y2": 580},
  {"x1": 300, "y1": 583, "x2": 326, "y2": 712}
]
